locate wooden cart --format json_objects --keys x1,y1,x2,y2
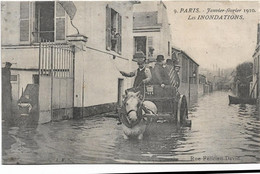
[{"x1": 142, "y1": 85, "x2": 191, "y2": 127}]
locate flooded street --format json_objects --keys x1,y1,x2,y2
[{"x1": 2, "y1": 91, "x2": 260, "y2": 164}]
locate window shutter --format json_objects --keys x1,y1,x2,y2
[
  {"x1": 106, "y1": 5, "x2": 111, "y2": 50},
  {"x1": 31, "y1": 2, "x2": 37, "y2": 42},
  {"x1": 117, "y1": 14, "x2": 122, "y2": 54},
  {"x1": 182, "y1": 57, "x2": 188, "y2": 83},
  {"x1": 148, "y1": 37, "x2": 153, "y2": 47},
  {"x1": 20, "y1": 2, "x2": 30, "y2": 42},
  {"x1": 56, "y1": 2, "x2": 66, "y2": 41}
]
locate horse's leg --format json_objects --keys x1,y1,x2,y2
[
  {"x1": 123, "y1": 133, "x2": 129, "y2": 140},
  {"x1": 137, "y1": 133, "x2": 143, "y2": 140}
]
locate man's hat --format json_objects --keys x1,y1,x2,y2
[
  {"x1": 156, "y1": 55, "x2": 165, "y2": 62},
  {"x1": 5, "y1": 62, "x2": 12, "y2": 66},
  {"x1": 137, "y1": 58, "x2": 145, "y2": 64}
]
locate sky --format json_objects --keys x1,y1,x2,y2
[{"x1": 165, "y1": 0, "x2": 259, "y2": 70}]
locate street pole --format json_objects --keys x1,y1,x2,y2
[{"x1": 50, "y1": 43, "x2": 53, "y2": 121}]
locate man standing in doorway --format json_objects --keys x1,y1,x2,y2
[{"x1": 2, "y1": 62, "x2": 13, "y2": 124}]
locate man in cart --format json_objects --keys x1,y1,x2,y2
[
  {"x1": 171, "y1": 64, "x2": 181, "y2": 89},
  {"x1": 167, "y1": 59, "x2": 181, "y2": 89},
  {"x1": 151, "y1": 55, "x2": 171, "y2": 88},
  {"x1": 120, "y1": 58, "x2": 151, "y2": 95}
]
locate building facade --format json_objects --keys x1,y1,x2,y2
[
  {"x1": 1, "y1": 1, "x2": 135, "y2": 123},
  {"x1": 172, "y1": 47, "x2": 199, "y2": 106},
  {"x1": 198, "y1": 74, "x2": 212, "y2": 97},
  {"x1": 252, "y1": 23, "x2": 260, "y2": 102},
  {"x1": 132, "y1": 1, "x2": 172, "y2": 62}
]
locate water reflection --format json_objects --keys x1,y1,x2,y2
[{"x1": 2, "y1": 91, "x2": 260, "y2": 164}]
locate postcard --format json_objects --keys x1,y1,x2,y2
[{"x1": 1, "y1": 0, "x2": 260, "y2": 169}]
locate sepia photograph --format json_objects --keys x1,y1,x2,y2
[{"x1": 1, "y1": 0, "x2": 260, "y2": 168}]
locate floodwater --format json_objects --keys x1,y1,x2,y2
[{"x1": 2, "y1": 91, "x2": 260, "y2": 164}]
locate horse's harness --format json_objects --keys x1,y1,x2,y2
[
  {"x1": 119, "y1": 96, "x2": 157, "y2": 128},
  {"x1": 119, "y1": 85, "x2": 156, "y2": 128},
  {"x1": 118, "y1": 96, "x2": 143, "y2": 128}
]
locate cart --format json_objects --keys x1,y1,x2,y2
[
  {"x1": 118, "y1": 84, "x2": 191, "y2": 127},
  {"x1": 143, "y1": 85, "x2": 191, "y2": 126}
]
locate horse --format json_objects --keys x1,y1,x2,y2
[{"x1": 119, "y1": 90, "x2": 157, "y2": 140}]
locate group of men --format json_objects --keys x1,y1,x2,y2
[{"x1": 120, "y1": 55, "x2": 181, "y2": 93}]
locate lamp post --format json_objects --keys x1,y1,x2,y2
[{"x1": 188, "y1": 71, "x2": 197, "y2": 105}]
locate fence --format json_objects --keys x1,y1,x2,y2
[{"x1": 38, "y1": 40, "x2": 75, "y2": 123}]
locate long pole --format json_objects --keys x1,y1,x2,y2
[
  {"x1": 72, "y1": 46, "x2": 75, "y2": 117},
  {"x1": 257, "y1": 72, "x2": 259, "y2": 98},
  {"x1": 50, "y1": 43, "x2": 53, "y2": 121},
  {"x1": 188, "y1": 77, "x2": 191, "y2": 105},
  {"x1": 38, "y1": 39, "x2": 41, "y2": 117}
]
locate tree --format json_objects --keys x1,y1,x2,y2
[{"x1": 234, "y1": 62, "x2": 253, "y2": 97}]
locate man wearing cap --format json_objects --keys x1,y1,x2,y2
[
  {"x1": 120, "y1": 58, "x2": 151, "y2": 89},
  {"x1": 2, "y1": 62, "x2": 12, "y2": 123},
  {"x1": 168, "y1": 64, "x2": 181, "y2": 89},
  {"x1": 152, "y1": 55, "x2": 171, "y2": 88}
]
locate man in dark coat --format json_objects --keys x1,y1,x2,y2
[
  {"x1": 152, "y1": 55, "x2": 171, "y2": 88},
  {"x1": 120, "y1": 58, "x2": 151, "y2": 89},
  {"x1": 2, "y1": 62, "x2": 12, "y2": 123}
]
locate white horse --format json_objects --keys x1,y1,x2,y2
[{"x1": 119, "y1": 90, "x2": 157, "y2": 140}]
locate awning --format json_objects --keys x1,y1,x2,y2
[{"x1": 58, "y1": 1, "x2": 77, "y2": 20}]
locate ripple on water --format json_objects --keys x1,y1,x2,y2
[{"x1": 2, "y1": 91, "x2": 260, "y2": 164}]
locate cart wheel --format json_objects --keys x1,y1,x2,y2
[{"x1": 177, "y1": 95, "x2": 191, "y2": 127}]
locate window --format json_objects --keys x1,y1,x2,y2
[
  {"x1": 35, "y1": 2, "x2": 55, "y2": 42},
  {"x1": 133, "y1": 36, "x2": 154, "y2": 60},
  {"x1": 189, "y1": 62, "x2": 197, "y2": 84},
  {"x1": 106, "y1": 5, "x2": 122, "y2": 54},
  {"x1": 20, "y1": 1, "x2": 66, "y2": 43},
  {"x1": 32, "y1": 74, "x2": 39, "y2": 84},
  {"x1": 134, "y1": 36, "x2": 146, "y2": 60},
  {"x1": 10, "y1": 75, "x2": 18, "y2": 82},
  {"x1": 147, "y1": 37, "x2": 154, "y2": 58},
  {"x1": 199, "y1": 75, "x2": 206, "y2": 84}
]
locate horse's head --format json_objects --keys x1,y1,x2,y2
[{"x1": 123, "y1": 91, "x2": 142, "y2": 124}]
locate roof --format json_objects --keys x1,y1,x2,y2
[
  {"x1": 199, "y1": 74, "x2": 206, "y2": 78},
  {"x1": 133, "y1": 11, "x2": 162, "y2": 28},
  {"x1": 172, "y1": 47, "x2": 199, "y2": 66}
]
